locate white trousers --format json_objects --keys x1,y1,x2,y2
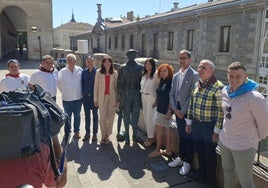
[{"x1": 141, "y1": 94, "x2": 156, "y2": 138}]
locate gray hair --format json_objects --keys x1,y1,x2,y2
[
  {"x1": 7, "y1": 59, "x2": 20, "y2": 67},
  {"x1": 66, "y1": 53, "x2": 76, "y2": 61},
  {"x1": 200, "y1": 59, "x2": 215, "y2": 70}
]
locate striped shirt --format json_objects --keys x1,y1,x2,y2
[{"x1": 187, "y1": 80, "x2": 224, "y2": 130}]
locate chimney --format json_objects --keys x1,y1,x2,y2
[
  {"x1": 127, "y1": 11, "x2": 134, "y2": 21},
  {"x1": 173, "y1": 2, "x2": 179, "y2": 9},
  {"x1": 97, "y1": 4, "x2": 104, "y2": 23}
]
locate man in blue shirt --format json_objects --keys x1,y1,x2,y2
[{"x1": 81, "y1": 56, "x2": 98, "y2": 142}]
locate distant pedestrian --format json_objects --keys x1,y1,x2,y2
[{"x1": 0, "y1": 59, "x2": 30, "y2": 93}]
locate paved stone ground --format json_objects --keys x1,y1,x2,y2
[{"x1": 0, "y1": 54, "x2": 211, "y2": 188}]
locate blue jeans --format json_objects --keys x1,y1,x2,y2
[
  {"x1": 62, "y1": 99, "x2": 82, "y2": 134},
  {"x1": 82, "y1": 95, "x2": 98, "y2": 135}
]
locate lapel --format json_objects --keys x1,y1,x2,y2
[{"x1": 179, "y1": 68, "x2": 191, "y2": 91}]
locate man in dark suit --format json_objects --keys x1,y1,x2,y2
[{"x1": 168, "y1": 50, "x2": 199, "y2": 176}]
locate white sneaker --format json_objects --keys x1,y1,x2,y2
[
  {"x1": 179, "y1": 162, "x2": 191, "y2": 175},
  {"x1": 168, "y1": 157, "x2": 183, "y2": 168}
]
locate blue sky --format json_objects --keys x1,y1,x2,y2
[{"x1": 52, "y1": 0, "x2": 208, "y2": 28}]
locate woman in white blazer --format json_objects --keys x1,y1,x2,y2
[{"x1": 94, "y1": 55, "x2": 118, "y2": 144}]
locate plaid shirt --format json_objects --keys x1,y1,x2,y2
[{"x1": 187, "y1": 80, "x2": 224, "y2": 130}]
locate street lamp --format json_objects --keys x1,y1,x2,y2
[{"x1": 77, "y1": 40, "x2": 88, "y2": 68}]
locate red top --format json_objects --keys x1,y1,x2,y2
[{"x1": 104, "y1": 74, "x2": 110, "y2": 95}]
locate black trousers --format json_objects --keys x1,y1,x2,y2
[
  {"x1": 176, "y1": 117, "x2": 194, "y2": 164},
  {"x1": 191, "y1": 119, "x2": 217, "y2": 185},
  {"x1": 176, "y1": 101, "x2": 194, "y2": 163}
]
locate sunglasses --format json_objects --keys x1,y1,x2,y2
[{"x1": 226, "y1": 106, "x2": 232, "y2": 119}]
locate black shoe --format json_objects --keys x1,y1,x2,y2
[
  {"x1": 116, "y1": 131, "x2": 125, "y2": 142},
  {"x1": 82, "y1": 133, "x2": 90, "y2": 141},
  {"x1": 132, "y1": 136, "x2": 143, "y2": 143},
  {"x1": 92, "y1": 134, "x2": 97, "y2": 142},
  {"x1": 186, "y1": 171, "x2": 203, "y2": 182},
  {"x1": 125, "y1": 138, "x2": 130, "y2": 145}
]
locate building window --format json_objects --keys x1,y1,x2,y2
[
  {"x1": 130, "y1": 34, "x2": 134, "y2": 49},
  {"x1": 186, "y1": 30, "x2": 194, "y2": 51},
  {"x1": 259, "y1": 76, "x2": 268, "y2": 85},
  {"x1": 121, "y1": 35, "x2": 125, "y2": 50},
  {"x1": 114, "y1": 36, "x2": 118, "y2": 49},
  {"x1": 141, "y1": 34, "x2": 146, "y2": 56},
  {"x1": 108, "y1": 37, "x2": 111, "y2": 49},
  {"x1": 167, "y1": 32, "x2": 174, "y2": 51},
  {"x1": 219, "y1": 26, "x2": 231, "y2": 52},
  {"x1": 152, "y1": 33, "x2": 158, "y2": 58}
]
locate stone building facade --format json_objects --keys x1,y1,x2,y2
[
  {"x1": 70, "y1": 0, "x2": 268, "y2": 94},
  {"x1": 53, "y1": 13, "x2": 93, "y2": 50},
  {"x1": 0, "y1": 0, "x2": 53, "y2": 60}
]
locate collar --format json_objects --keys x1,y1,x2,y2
[
  {"x1": 39, "y1": 65, "x2": 54, "y2": 73},
  {"x1": 6, "y1": 73, "x2": 20, "y2": 78},
  {"x1": 197, "y1": 75, "x2": 217, "y2": 91}
]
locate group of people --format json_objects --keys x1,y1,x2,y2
[
  {"x1": 123, "y1": 49, "x2": 268, "y2": 188},
  {"x1": 0, "y1": 48, "x2": 267, "y2": 188},
  {"x1": 142, "y1": 50, "x2": 268, "y2": 188}
]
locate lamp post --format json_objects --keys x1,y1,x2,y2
[
  {"x1": 38, "y1": 36, "x2": 42, "y2": 61},
  {"x1": 77, "y1": 40, "x2": 89, "y2": 68}
]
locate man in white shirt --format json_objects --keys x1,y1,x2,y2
[
  {"x1": 0, "y1": 59, "x2": 30, "y2": 93},
  {"x1": 29, "y1": 55, "x2": 58, "y2": 100},
  {"x1": 58, "y1": 53, "x2": 83, "y2": 139}
]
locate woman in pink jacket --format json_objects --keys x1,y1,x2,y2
[
  {"x1": 219, "y1": 62, "x2": 268, "y2": 188},
  {"x1": 94, "y1": 55, "x2": 118, "y2": 144}
]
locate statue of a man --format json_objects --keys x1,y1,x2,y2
[{"x1": 117, "y1": 49, "x2": 144, "y2": 145}]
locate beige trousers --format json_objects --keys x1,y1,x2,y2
[{"x1": 98, "y1": 95, "x2": 116, "y2": 140}]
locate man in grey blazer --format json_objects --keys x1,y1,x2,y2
[{"x1": 168, "y1": 50, "x2": 199, "y2": 176}]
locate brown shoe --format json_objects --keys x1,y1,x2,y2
[
  {"x1": 82, "y1": 133, "x2": 90, "y2": 141},
  {"x1": 147, "y1": 151, "x2": 161, "y2": 158},
  {"x1": 73, "y1": 132, "x2": 81, "y2": 139},
  {"x1": 143, "y1": 138, "x2": 155, "y2": 147},
  {"x1": 92, "y1": 134, "x2": 97, "y2": 142}
]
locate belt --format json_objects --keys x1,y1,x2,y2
[
  {"x1": 142, "y1": 92, "x2": 150, "y2": 95},
  {"x1": 193, "y1": 118, "x2": 210, "y2": 123},
  {"x1": 83, "y1": 93, "x2": 93, "y2": 97}
]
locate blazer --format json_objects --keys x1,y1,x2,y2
[
  {"x1": 94, "y1": 69, "x2": 118, "y2": 107},
  {"x1": 169, "y1": 66, "x2": 199, "y2": 114}
]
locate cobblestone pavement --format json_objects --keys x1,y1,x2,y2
[{"x1": 0, "y1": 58, "x2": 211, "y2": 188}]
